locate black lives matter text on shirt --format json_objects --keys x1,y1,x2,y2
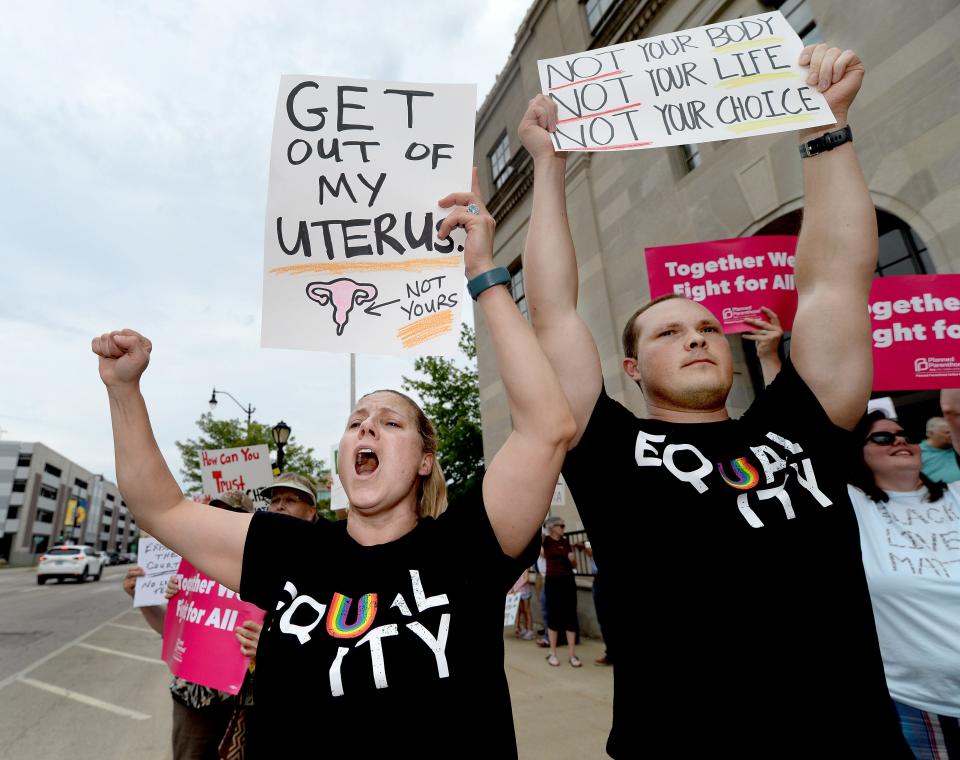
[
  {"x1": 562, "y1": 360, "x2": 911, "y2": 758},
  {"x1": 239, "y1": 485, "x2": 538, "y2": 758}
]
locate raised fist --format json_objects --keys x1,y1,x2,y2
[{"x1": 91, "y1": 329, "x2": 152, "y2": 388}]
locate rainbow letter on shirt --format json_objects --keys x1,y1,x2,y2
[
  {"x1": 325, "y1": 592, "x2": 378, "y2": 639},
  {"x1": 716, "y1": 457, "x2": 760, "y2": 490}
]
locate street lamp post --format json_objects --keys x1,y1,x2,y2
[
  {"x1": 272, "y1": 421, "x2": 291, "y2": 473},
  {"x1": 208, "y1": 388, "x2": 255, "y2": 430}
]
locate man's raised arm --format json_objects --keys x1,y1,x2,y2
[
  {"x1": 788, "y1": 45, "x2": 875, "y2": 430},
  {"x1": 517, "y1": 96, "x2": 603, "y2": 445}
]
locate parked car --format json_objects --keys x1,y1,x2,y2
[
  {"x1": 37, "y1": 545, "x2": 105, "y2": 584},
  {"x1": 106, "y1": 550, "x2": 121, "y2": 565}
]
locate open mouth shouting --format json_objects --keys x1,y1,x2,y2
[{"x1": 355, "y1": 448, "x2": 380, "y2": 477}]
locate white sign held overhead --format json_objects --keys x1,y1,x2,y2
[
  {"x1": 199, "y1": 444, "x2": 273, "y2": 510},
  {"x1": 262, "y1": 76, "x2": 477, "y2": 356},
  {"x1": 537, "y1": 11, "x2": 835, "y2": 152}
]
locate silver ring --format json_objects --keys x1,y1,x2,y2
[{"x1": 466, "y1": 203, "x2": 481, "y2": 215}]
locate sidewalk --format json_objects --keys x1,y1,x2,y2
[{"x1": 505, "y1": 632, "x2": 613, "y2": 759}]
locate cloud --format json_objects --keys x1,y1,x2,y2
[{"x1": 0, "y1": 0, "x2": 524, "y2": 487}]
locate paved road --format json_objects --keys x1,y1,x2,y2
[
  {"x1": 0, "y1": 566, "x2": 171, "y2": 760},
  {"x1": 0, "y1": 565, "x2": 612, "y2": 759}
]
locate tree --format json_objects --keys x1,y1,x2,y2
[
  {"x1": 175, "y1": 415, "x2": 326, "y2": 494},
  {"x1": 402, "y1": 323, "x2": 484, "y2": 509}
]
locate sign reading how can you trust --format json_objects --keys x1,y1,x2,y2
[
  {"x1": 537, "y1": 11, "x2": 835, "y2": 152},
  {"x1": 262, "y1": 77, "x2": 476, "y2": 356}
]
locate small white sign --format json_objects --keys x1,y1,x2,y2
[
  {"x1": 537, "y1": 11, "x2": 834, "y2": 153},
  {"x1": 199, "y1": 444, "x2": 273, "y2": 510},
  {"x1": 330, "y1": 446, "x2": 348, "y2": 511},
  {"x1": 134, "y1": 537, "x2": 181, "y2": 608},
  {"x1": 504, "y1": 592, "x2": 522, "y2": 627}
]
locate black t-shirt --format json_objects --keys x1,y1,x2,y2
[
  {"x1": 563, "y1": 360, "x2": 912, "y2": 758},
  {"x1": 240, "y1": 486, "x2": 538, "y2": 759}
]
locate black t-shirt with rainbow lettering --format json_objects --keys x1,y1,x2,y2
[
  {"x1": 240, "y1": 485, "x2": 538, "y2": 758},
  {"x1": 563, "y1": 359, "x2": 912, "y2": 758}
]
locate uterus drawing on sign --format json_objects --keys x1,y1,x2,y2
[{"x1": 305, "y1": 278, "x2": 378, "y2": 336}]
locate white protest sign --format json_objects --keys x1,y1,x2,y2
[
  {"x1": 262, "y1": 76, "x2": 476, "y2": 356},
  {"x1": 538, "y1": 11, "x2": 835, "y2": 152},
  {"x1": 199, "y1": 444, "x2": 273, "y2": 510},
  {"x1": 330, "y1": 445, "x2": 348, "y2": 511},
  {"x1": 504, "y1": 592, "x2": 522, "y2": 627},
  {"x1": 134, "y1": 537, "x2": 181, "y2": 608}
]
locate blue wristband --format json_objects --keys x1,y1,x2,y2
[{"x1": 467, "y1": 267, "x2": 511, "y2": 301}]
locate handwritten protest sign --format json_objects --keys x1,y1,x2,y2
[
  {"x1": 504, "y1": 592, "x2": 522, "y2": 627},
  {"x1": 262, "y1": 76, "x2": 476, "y2": 356},
  {"x1": 199, "y1": 444, "x2": 273, "y2": 510},
  {"x1": 161, "y1": 558, "x2": 265, "y2": 694},
  {"x1": 330, "y1": 446, "x2": 348, "y2": 511},
  {"x1": 870, "y1": 275, "x2": 960, "y2": 390},
  {"x1": 134, "y1": 537, "x2": 181, "y2": 608},
  {"x1": 645, "y1": 236, "x2": 798, "y2": 332},
  {"x1": 537, "y1": 11, "x2": 834, "y2": 152}
]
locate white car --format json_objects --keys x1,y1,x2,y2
[{"x1": 37, "y1": 545, "x2": 105, "y2": 584}]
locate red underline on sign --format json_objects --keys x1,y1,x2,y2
[
  {"x1": 557, "y1": 102, "x2": 643, "y2": 124},
  {"x1": 549, "y1": 70, "x2": 625, "y2": 90},
  {"x1": 562, "y1": 141, "x2": 654, "y2": 151}
]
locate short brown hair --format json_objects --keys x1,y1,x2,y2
[{"x1": 621, "y1": 293, "x2": 684, "y2": 359}]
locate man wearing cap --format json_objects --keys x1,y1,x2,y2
[{"x1": 260, "y1": 472, "x2": 319, "y2": 522}]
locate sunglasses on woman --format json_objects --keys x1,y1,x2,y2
[{"x1": 864, "y1": 431, "x2": 920, "y2": 446}]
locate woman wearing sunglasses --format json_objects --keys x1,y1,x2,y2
[{"x1": 848, "y1": 409, "x2": 960, "y2": 758}]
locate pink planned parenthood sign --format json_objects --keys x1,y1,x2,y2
[
  {"x1": 645, "y1": 235, "x2": 799, "y2": 333},
  {"x1": 161, "y1": 558, "x2": 265, "y2": 694},
  {"x1": 870, "y1": 275, "x2": 960, "y2": 390}
]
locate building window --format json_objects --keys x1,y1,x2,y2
[
  {"x1": 17, "y1": 454, "x2": 31, "y2": 467},
  {"x1": 780, "y1": 0, "x2": 822, "y2": 44},
  {"x1": 74, "y1": 478, "x2": 88, "y2": 490},
  {"x1": 37, "y1": 509, "x2": 53, "y2": 523},
  {"x1": 876, "y1": 225, "x2": 932, "y2": 277},
  {"x1": 489, "y1": 133, "x2": 513, "y2": 190},
  {"x1": 106, "y1": 493, "x2": 115, "y2": 502},
  {"x1": 509, "y1": 263, "x2": 530, "y2": 321},
  {"x1": 44, "y1": 463, "x2": 62, "y2": 478},
  {"x1": 585, "y1": 0, "x2": 616, "y2": 31},
  {"x1": 7, "y1": 506, "x2": 19, "y2": 520},
  {"x1": 39, "y1": 484, "x2": 58, "y2": 500},
  {"x1": 12, "y1": 480, "x2": 26, "y2": 493},
  {"x1": 681, "y1": 144, "x2": 702, "y2": 173}
]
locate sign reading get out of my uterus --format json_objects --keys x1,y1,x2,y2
[
  {"x1": 262, "y1": 76, "x2": 476, "y2": 357},
  {"x1": 537, "y1": 11, "x2": 835, "y2": 152}
]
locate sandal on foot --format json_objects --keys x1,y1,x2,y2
[
  {"x1": 570, "y1": 656, "x2": 582, "y2": 668},
  {"x1": 546, "y1": 654, "x2": 560, "y2": 667}
]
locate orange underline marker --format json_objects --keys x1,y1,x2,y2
[
  {"x1": 269, "y1": 257, "x2": 462, "y2": 276},
  {"x1": 397, "y1": 310, "x2": 454, "y2": 349},
  {"x1": 557, "y1": 102, "x2": 643, "y2": 124},
  {"x1": 549, "y1": 70, "x2": 624, "y2": 90}
]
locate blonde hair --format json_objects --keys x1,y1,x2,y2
[{"x1": 358, "y1": 389, "x2": 448, "y2": 519}]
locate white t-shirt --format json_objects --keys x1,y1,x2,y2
[{"x1": 848, "y1": 482, "x2": 960, "y2": 716}]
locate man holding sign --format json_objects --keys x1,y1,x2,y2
[{"x1": 520, "y1": 42, "x2": 911, "y2": 757}]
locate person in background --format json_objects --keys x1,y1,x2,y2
[
  {"x1": 542, "y1": 516, "x2": 580, "y2": 667},
  {"x1": 122, "y1": 490, "x2": 260, "y2": 760},
  {"x1": 509, "y1": 569, "x2": 535, "y2": 640},
  {"x1": 741, "y1": 307, "x2": 785, "y2": 386},
  {"x1": 848, "y1": 409, "x2": 960, "y2": 758},
  {"x1": 920, "y1": 416, "x2": 960, "y2": 484},
  {"x1": 260, "y1": 471, "x2": 319, "y2": 521}
]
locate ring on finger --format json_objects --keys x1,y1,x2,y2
[{"x1": 466, "y1": 202, "x2": 481, "y2": 215}]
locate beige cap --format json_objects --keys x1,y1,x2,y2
[
  {"x1": 260, "y1": 472, "x2": 317, "y2": 507},
  {"x1": 210, "y1": 490, "x2": 255, "y2": 513}
]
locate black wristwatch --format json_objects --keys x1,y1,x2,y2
[{"x1": 799, "y1": 125, "x2": 853, "y2": 158}]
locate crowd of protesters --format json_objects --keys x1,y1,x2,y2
[{"x1": 96, "y1": 42, "x2": 960, "y2": 760}]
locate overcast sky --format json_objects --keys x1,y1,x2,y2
[{"x1": 0, "y1": 0, "x2": 531, "y2": 486}]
